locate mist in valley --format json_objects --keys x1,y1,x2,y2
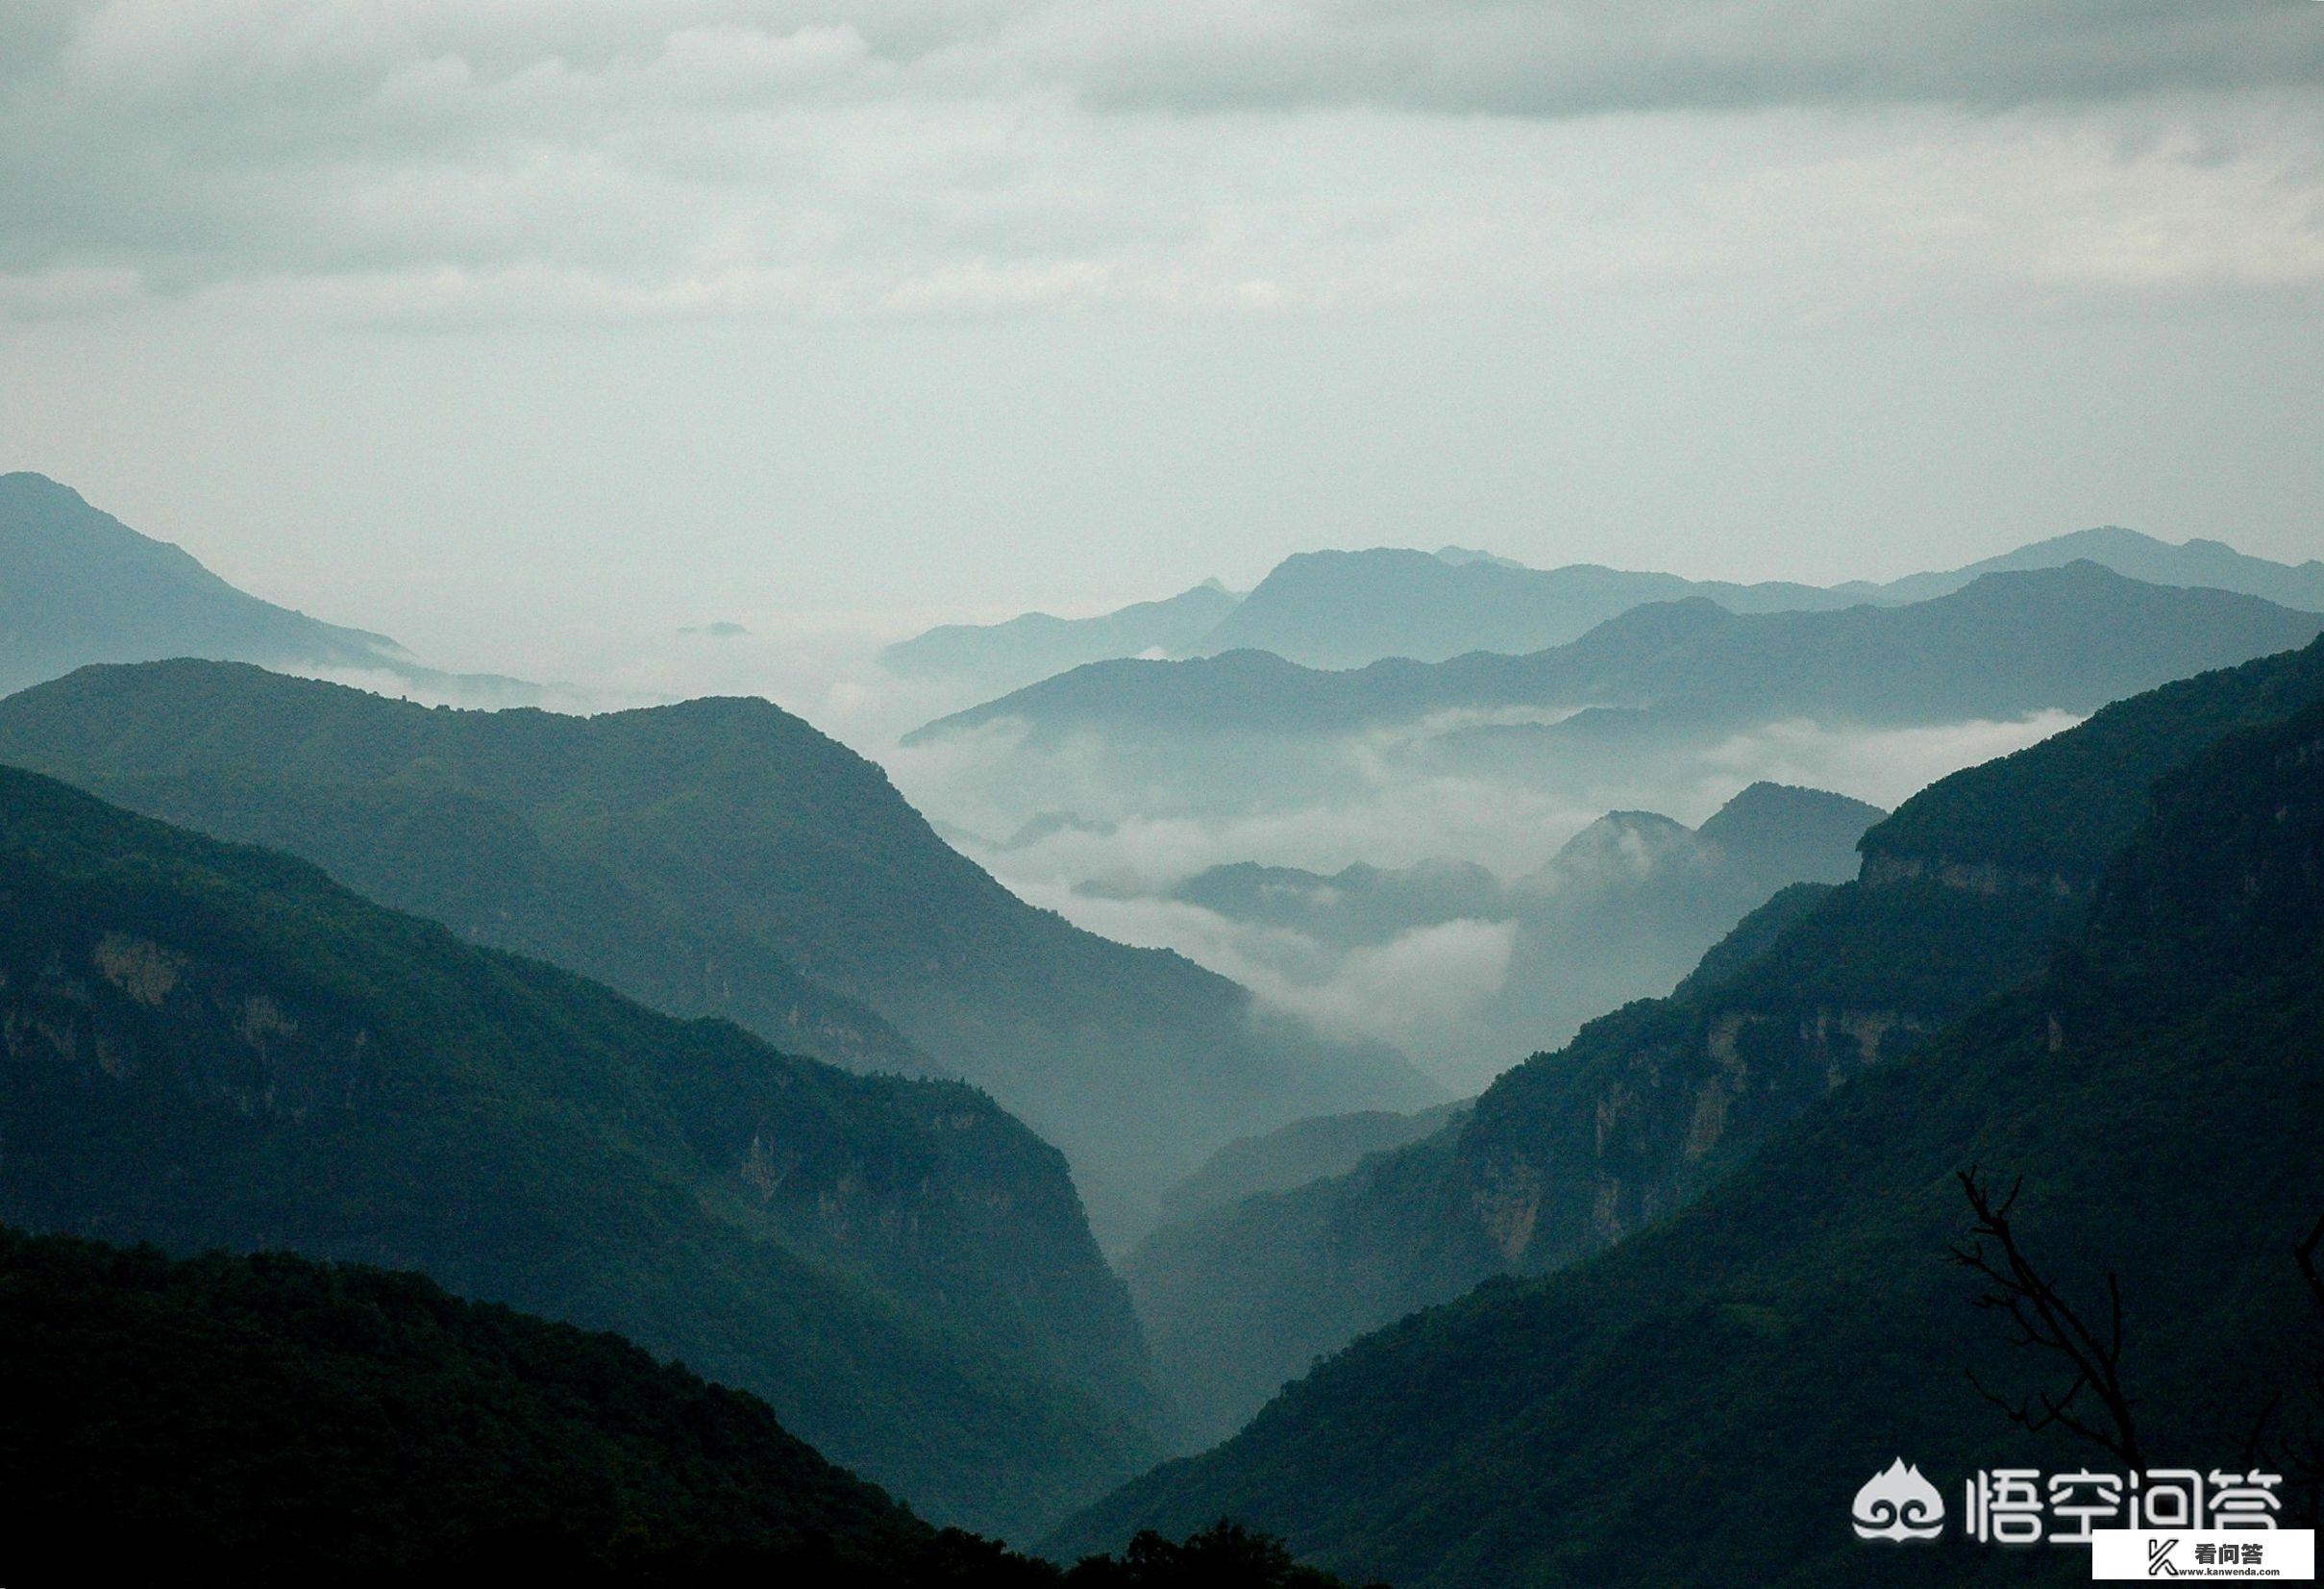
[{"x1": 7, "y1": 1, "x2": 2323, "y2": 1577}]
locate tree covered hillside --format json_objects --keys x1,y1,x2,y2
[
  {"x1": 1121, "y1": 634, "x2": 2324, "y2": 1448},
  {"x1": 0, "y1": 1228, "x2": 1378, "y2": 1588},
  {"x1": 0, "y1": 661, "x2": 1439, "y2": 1241},
  {"x1": 0, "y1": 764, "x2": 1154, "y2": 1539},
  {"x1": 1055, "y1": 669, "x2": 2324, "y2": 1587}
]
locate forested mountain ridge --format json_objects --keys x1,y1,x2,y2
[
  {"x1": 0, "y1": 661, "x2": 1439, "y2": 1243},
  {"x1": 0, "y1": 763, "x2": 1157, "y2": 1539},
  {"x1": 910, "y1": 564, "x2": 2324, "y2": 747},
  {"x1": 1055, "y1": 657, "x2": 2324, "y2": 1587},
  {"x1": 0, "y1": 1227, "x2": 942, "y2": 1582},
  {"x1": 0, "y1": 1228, "x2": 1380, "y2": 1586},
  {"x1": 0, "y1": 686, "x2": 926, "y2": 1075},
  {"x1": 1118, "y1": 633, "x2": 2324, "y2": 1447}
]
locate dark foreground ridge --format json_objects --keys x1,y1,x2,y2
[{"x1": 0, "y1": 1226, "x2": 1379, "y2": 1588}]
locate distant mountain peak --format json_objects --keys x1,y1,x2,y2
[
  {"x1": 1434, "y1": 545, "x2": 1530, "y2": 571},
  {"x1": 1696, "y1": 782, "x2": 1889, "y2": 856},
  {"x1": 1545, "y1": 808, "x2": 1695, "y2": 874},
  {"x1": 0, "y1": 472, "x2": 537, "y2": 704}
]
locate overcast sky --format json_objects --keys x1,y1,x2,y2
[{"x1": 4, "y1": 0, "x2": 2321, "y2": 672}]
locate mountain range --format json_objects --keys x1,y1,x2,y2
[
  {"x1": 1110, "y1": 633, "x2": 2324, "y2": 1452},
  {"x1": 0, "y1": 761, "x2": 1156, "y2": 1540},
  {"x1": 910, "y1": 564, "x2": 2324, "y2": 750},
  {"x1": 1052, "y1": 633, "x2": 2324, "y2": 1586},
  {"x1": 19, "y1": 461, "x2": 2324, "y2": 1580},
  {"x1": 886, "y1": 528, "x2": 2324, "y2": 684},
  {"x1": 0, "y1": 661, "x2": 1439, "y2": 1244}
]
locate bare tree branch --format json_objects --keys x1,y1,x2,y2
[{"x1": 1949, "y1": 1167, "x2": 2145, "y2": 1475}]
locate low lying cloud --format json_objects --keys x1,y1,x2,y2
[
  {"x1": 1020, "y1": 875, "x2": 1519, "y2": 1059},
  {"x1": 298, "y1": 610, "x2": 1001, "y2": 761},
  {"x1": 1698, "y1": 711, "x2": 2083, "y2": 811},
  {"x1": 899, "y1": 693, "x2": 2083, "y2": 1083}
]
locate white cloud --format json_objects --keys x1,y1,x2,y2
[
  {"x1": 1015, "y1": 875, "x2": 1518, "y2": 1064},
  {"x1": 2, "y1": 1, "x2": 2319, "y2": 325},
  {"x1": 888, "y1": 694, "x2": 2091, "y2": 1072},
  {"x1": 1697, "y1": 711, "x2": 2083, "y2": 811}
]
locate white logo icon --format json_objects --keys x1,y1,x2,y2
[{"x1": 1853, "y1": 1458, "x2": 1946, "y2": 1541}]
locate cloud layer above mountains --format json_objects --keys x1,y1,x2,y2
[
  {"x1": 5, "y1": 1, "x2": 2321, "y2": 324},
  {"x1": 6, "y1": 2, "x2": 2321, "y2": 649}
]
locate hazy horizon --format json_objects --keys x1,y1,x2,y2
[{"x1": 5, "y1": 1, "x2": 2320, "y2": 683}]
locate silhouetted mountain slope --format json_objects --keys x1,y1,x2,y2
[
  {"x1": 1192, "y1": 548, "x2": 1850, "y2": 668},
  {"x1": 0, "y1": 1230, "x2": 1380, "y2": 1587},
  {"x1": 0, "y1": 473, "x2": 533, "y2": 703},
  {"x1": 1156, "y1": 1104, "x2": 1471, "y2": 1229},
  {"x1": 1112, "y1": 635, "x2": 2324, "y2": 1449},
  {"x1": 889, "y1": 531, "x2": 2324, "y2": 688},
  {"x1": 1868, "y1": 523, "x2": 2324, "y2": 610},
  {"x1": 912, "y1": 565, "x2": 2324, "y2": 747},
  {"x1": 882, "y1": 583, "x2": 1241, "y2": 694},
  {"x1": 0, "y1": 662, "x2": 1437, "y2": 1242},
  {"x1": 1054, "y1": 661, "x2": 2324, "y2": 1587},
  {"x1": 0, "y1": 764, "x2": 1157, "y2": 1539},
  {"x1": 0, "y1": 1227, "x2": 951, "y2": 1583}
]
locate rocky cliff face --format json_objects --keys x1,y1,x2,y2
[
  {"x1": 0, "y1": 764, "x2": 1158, "y2": 1540},
  {"x1": 1123, "y1": 634, "x2": 2324, "y2": 1449},
  {"x1": 1059, "y1": 679, "x2": 2324, "y2": 1589},
  {"x1": 0, "y1": 660, "x2": 1440, "y2": 1246}
]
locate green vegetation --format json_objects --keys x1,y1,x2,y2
[
  {"x1": 1118, "y1": 634, "x2": 2324, "y2": 1452},
  {"x1": 0, "y1": 762, "x2": 1154, "y2": 1539},
  {"x1": 0, "y1": 1228, "x2": 1377, "y2": 1587},
  {"x1": 0, "y1": 659, "x2": 1439, "y2": 1242},
  {"x1": 1053, "y1": 673, "x2": 2324, "y2": 1586},
  {"x1": 1866, "y1": 633, "x2": 2324, "y2": 879}
]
